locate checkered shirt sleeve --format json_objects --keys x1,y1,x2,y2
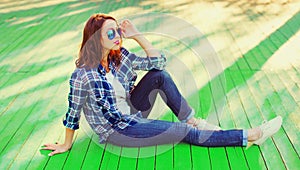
[{"x1": 63, "y1": 70, "x2": 87, "y2": 130}]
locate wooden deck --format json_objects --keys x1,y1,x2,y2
[{"x1": 0, "y1": 0, "x2": 300, "y2": 169}]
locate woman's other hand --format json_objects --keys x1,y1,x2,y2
[
  {"x1": 119, "y1": 19, "x2": 141, "y2": 39},
  {"x1": 41, "y1": 142, "x2": 71, "y2": 156}
]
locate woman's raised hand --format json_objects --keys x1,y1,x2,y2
[{"x1": 119, "y1": 19, "x2": 141, "y2": 39}]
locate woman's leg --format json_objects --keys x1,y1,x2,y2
[
  {"x1": 129, "y1": 69, "x2": 194, "y2": 122},
  {"x1": 107, "y1": 118, "x2": 247, "y2": 147},
  {"x1": 107, "y1": 116, "x2": 283, "y2": 147}
]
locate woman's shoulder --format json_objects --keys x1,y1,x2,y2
[
  {"x1": 71, "y1": 66, "x2": 98, "y2": 80},
  {"x1": 73, "y1": 66, "x2": 91, "y2": 74}
]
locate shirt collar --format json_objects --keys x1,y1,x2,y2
[
  {"x1": 97, "y1": 62, "x2": 116, "y2": 75},
  {"x1": 97, "y1": 64, "x2": 106, "y2": 75},
  {"x1": 109, "y1": 62, "x2": 116, "y2": 74}
]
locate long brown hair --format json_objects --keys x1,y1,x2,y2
[{"x1": 76, "y1": 14, "x2": 122, "y2": 69}]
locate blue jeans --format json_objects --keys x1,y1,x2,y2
[
  {"x1": 108, "y1": 114, "x2": 246, "y2": 147},
  {"x1": 129, "y1": 69, "x2": 194, "y2": 122},
  {"x1": 107, "y1": 70, "x2": 247, "y2": 147}
]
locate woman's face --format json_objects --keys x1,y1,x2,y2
[{"x1": 101, "y1": 19, "x2": 121, "y2": 51}]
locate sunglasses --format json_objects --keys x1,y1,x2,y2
[{"x1": 106, "y1": 28, "x2": 122, "y2": 40}]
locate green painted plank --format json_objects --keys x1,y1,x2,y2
[
  {"x1": 81, "y1": 135, "x2": 105, "y2": 170},
  {"x1": 1, "y1": 2, "x2": 89, "y2": 168},
  {"x1": 0, "y1": 0, "x2": 149, "y2": 60},
  {"x1": 62, "y1": 133, "x2": 92, "y2": 169},
  {"x1": 239, "y1": 57, "x2": 252, "y2": 70},
  {"x1": 191, "y1": 146, "x2": 210, "y2": 170},
  {"x1": 136, "y1": 146, "x2": 156, "y2": 170},
  {"x1": 266, "y1": 72, "x2": 300, "y2": 127},
  {"x1": 155, "y1": 144, "x2": 174, "y2": 170},
  {"x1": 198, "y1": 82, "x2": 213, "y2": 118},
  {"x1": 269, "y1": 32, "x2": 285, "y2": 50},
  {"x1": 261, "y1": 37, "x2": 277, "y2": 55},
  {"x1": 0, "y1": 87, "x2": 29, "y2": 125},
  {"x1": 281, "y1": 17, "x2": 300, "y2": 39},
  {"x1": 43, "y1": 130, "x2": 85, "y2": 169},
  {"x1": 0, "y1": 2, "x2": 76, "y2": 60},
  {"x1": 272, "y1": 127, "x2": 300, "y2": 170},
  {"x1": 210, "y1": 74, "x2": 227, "y2": 109},
  {"x1": 0, "y1": 2, "x2": 98, "y2": 99},
  {"x1": 209, "y1": 148, "x2": 230, "y2": 170},
  {"x1": 173, "y1": 143, "x2": 192, "y2": 170},
  {"x1": 228, "y1": 70, "x2": 268, "y2": 170},
  {"x1": 230, "y1": 6, "x2": 300, "y2": 168},
  {"x1": 0, "y1": 72, "x2": 18, "y2": 89},
  {"x1": 0, "y1": 74, "x2": 67, "y2": 135},
  {"x1": 259, "y1": 140, "x2": 286, "y2": 170},
  {"x1": 118, "y1": 147, "x2": 138, "y2": 170},
  {"x1": 25, "y1": 121, "x2": 65, "y2": 170},
  {"x1": 220, "y1": 105, "x2": 249, "y2": 169},
  {"x1": 0, "y1": 74, "x2": 28, "y2": 115},
  {"x1": 217, "y1": 8, "x2": 294, "y2": 166},
  {"x1": 99, "y1": 144, "x2": 121, "y2": 170},
  {"x1": 258, "y1": 41, "x2": 273, "y2": 59},
  {"x1": 30, "y1": 5, "x2": 101, "y2": 169},
  {"x1": 0, "y1": 91, "x2": 49, "y2": 152},
  {"x1": 231, "y1": 102, "x2": 267, "y2": 170},
  {"x1": 155, "y1": 111, "x2": 174, "y2": 170},
  {"x1": 223, "y1": 71, "x2": 236, "y2": 95},
  {"x1": 197, "y1": 75, "x2": 231, "y2": 169},
  {"x1": 0, "y1": 88, "x2": 59, "y2": 169},
  {"x1": 0, "y1": 58, "x2": 70, "y2": 94},
  {"x1": 219, "y1": 98, "x2": 249, "y2": 170},
  {"x1": 8, "y1": 81, "x2": 67, "y2": 169},
  {"x1": 243, "y1": 146, "x2": 267, "y2": 170},
  {"x1": 226, "y1": 147, "x2": 249, "y2": 169},
  {"x1": 0, "y1": 4, "x2": 75, "y2": 116},
  {"x1": 201, "y1": 72, "x2": 224, "y2": 121},
  {"x1": 0, "y1": 9, "x2": 55, "y2": 60},
  {"x1": 259, "y1": 74, "x2": 300, "y2": 169},
  {"x1": 249, "y1": 10, "x2": 300, "y2": 159},
  {"x1": 0, "y1": 8, "x2": 41, "y2": 55},
  {"x1": 227, "y1": 70, "x2": 260, "y2": 125},
  {"x1": 278, "y1": 72, "x2": 300, "y2": 102},
  {"x1": 247, "y1": 75, "x2": 286, "y2": 170},
  {"x1": 219, "y1": 103, "x2": 249, "y2": 170},
  {"x1": 207, "y1": 67, "x2": 250, "y2": 170},
  {"x1": 243, "y1": 50, "x2": 261, "y2": 71},
  {"x1": 207, "y1": 80, "x2": 230, "y2": 170},
  {"x1": 44, "y1": 149, "x2": 70, "y2": 170},
  {"x1": 23, "y1": 79, "x2": 68, "y2": 169}
]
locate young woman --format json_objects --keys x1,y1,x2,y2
[{"x1": 43, "y1": 14, "x2": 282, "y2": 156}]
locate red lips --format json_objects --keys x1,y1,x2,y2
[{"x1": 114, "y1": 40, "x2": 120, "y2": 45}]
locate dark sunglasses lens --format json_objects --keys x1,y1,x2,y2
[
  {"x1": 107, "y1": 29, "x2": 115, "y2": 40},
  {"x1": 117, "y1": 28, "x2": 122, "y2": 36}
]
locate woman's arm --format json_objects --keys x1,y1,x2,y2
[
  {"x1": 42, "y1": 70, "x2": 86, "y2": 156},
  {"x1": 120, "y1": 19, "x2": 161, "y2": 57},
  {"x1": 42, "y1": 128, "x2": 75, "y2": 156},
  {"x1": 132, "y1": 35, "x2": 161, "y2": 57}
]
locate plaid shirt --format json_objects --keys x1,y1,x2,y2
[{"x1": 63, "y1": 47, "x2": 166, "y2": 143}]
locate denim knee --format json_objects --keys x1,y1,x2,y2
[{"x1": 149, "y1": 69, "x2": 171, "y2": 84}]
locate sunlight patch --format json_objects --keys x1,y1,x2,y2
[{"x1": 9, "y1": 14, "x2": 47, "y2": 26}]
